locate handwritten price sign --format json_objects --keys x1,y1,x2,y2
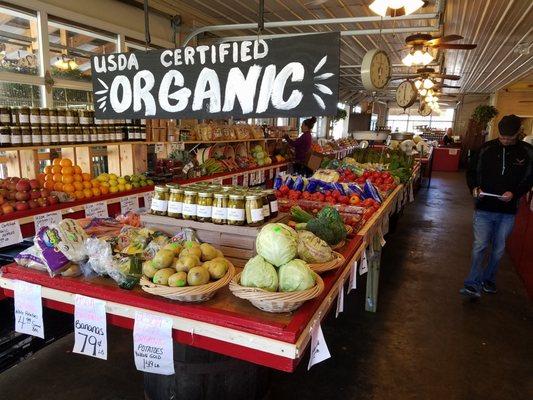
[
  {"x1": 85, "y1": 201, "x2": 108, "y2": 218},
  {"x1": 0, "y1": 220, "x2": 23, "y2": 247},
  {"x1": 73, "y1": 295, "x2": 107, "y2": 360},
  {"x1": 120, "y1": 195, "x2": 139, "y2": 214},
  {"x1": 34, "y1": 211, "x2": 62, "y2": 232},
  {"x1": 133, "y1": 312, "x2": 174, "y2": 375},
  {"x1": 14, "y1": 280, "x2": 44, "y2": 338}
]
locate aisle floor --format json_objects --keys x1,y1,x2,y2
[{"x1": 0, "y1": 172, "x2": 531, "y2": 400}]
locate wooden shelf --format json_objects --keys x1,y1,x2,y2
[
  {"x1": 146, "y1": 138, "x2": 283, "y2": 145},
  {"x1": 1, "y1": 141, "x2": 146, "y2": 152}
]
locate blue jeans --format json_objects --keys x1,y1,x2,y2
[{"x1": 465, "y1": 210, "x2": 516, "y2": 289}]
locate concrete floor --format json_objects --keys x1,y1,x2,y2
[{"x1": 0, "y1": 172, "x2": 531, "y2": 400}]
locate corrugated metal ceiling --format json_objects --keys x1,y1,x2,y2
[{"x1": 144, "y1": 0, "x2": 532, "y2": 104}]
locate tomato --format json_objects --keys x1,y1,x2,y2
[
  {"x1": 316, "y1": 193, "x2": 325, "y2": 202},
  {"x1": 382, "y1": 172, "x2": 391, "y2": 179},
  {"x1": 372, "y1": 172, "x2": 381, "y2": 178},
  {"x1": 279, "y1": 185, "x2": 290, "y2": 194},
  {"x1": 349, "y1": 195, "x2": 361, "y2": 205},
  {"x1": 332, "y1": 189, "x2": 341, "y2": 199},
  {"x1": 362, "y1": 198, "x2": 376, "y2": 207},
  {"x1": 325, "y1": 196, "x2": 335, "y2": 203},
  {"x1": 363, "y1": 171, "x2": 371, "y2": 178},
  {"x1": 375, "y1": 178, "x2": 383, "y2": 185},
  {"x1": 302, "y1": 191, "x2": 311, "y2": 200},
  {"x1": 338, "y1": 195, "x2": 349, "y2": 204}
]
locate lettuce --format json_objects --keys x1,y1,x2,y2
[
  {"x1": 256, "y1": 223, "x2": 298, "y2": 267},
  {"x1": 278, "y1": 259, "x2": 316, "y2": 292},
  {"x1": 241, "y1": 255, "x2": 278, "y2": 292}
]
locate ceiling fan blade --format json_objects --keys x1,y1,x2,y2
[
  {"x1": 436, "y1": 43, "x2": 477, "y2": 50},
  {"x1": 430, "y1": 73, "x2": 461, "y2": 80},
  {"x1": 434, "y1": 84, "x2": 462, "y2": 89},
  {"x1": 425, "y1": 34, "x2": 463, "y2": 46}
]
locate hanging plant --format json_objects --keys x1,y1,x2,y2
[
  {"x1": 332, "y1": 107, "x2": 348, "y2": 122},
  {"x1": 472, "y1": 105, "x2": 498, "y2": 126}
]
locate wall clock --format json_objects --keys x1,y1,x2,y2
[
  {"x1": 361, "y1": 49, "x2": 391, "y2": 90},
  {"x1": 418, "y1": 101, "x2": 432, "y2": 116},
  {"x1": 396, "y1": 80, "x2": 417, "y2": 109}
]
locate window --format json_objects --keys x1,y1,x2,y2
[
  {"x1": 48, "y1": 20, "x2": 117, "y2": 82},
  {"x1": 276, "y1": 117, "x2": 289, "y2": 127},
  {"x1": 0, "y1": 6, "x2": 39, "y2": 75},
  {"x1": 52, "y1": 88, "x2": 93, "y2": 109},
  {"x1": 0, "y1": 81, "x2": 41, "y2": 106},
  {"x1": 386, "y1": 107, "x2": 455, "y2": 133}
]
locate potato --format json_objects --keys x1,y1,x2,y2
[
  {"x1": 168, "y1": 272, "x2": 187, "y2": 287},
  {"x1": 153, "y1": 268, "x2": 176, "y2": 285},
  {"x1": 200, "y1": 243, "x2": 218, "y2": 261},
  {"x1": 142, "y1": 260, "x2": 158, "y2": 278}
]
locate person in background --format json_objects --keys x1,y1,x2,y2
[
  {"x1": 284, "y1": 117, "x2": 316, "y2": 176},
  {"x1": 461, "y1": 114, "x2": 533, "y2": 298},
  {"x1": 442, "y1": 127, "x2": 454, "y2": 146}
]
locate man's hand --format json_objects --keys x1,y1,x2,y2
[
  {"x1": 500, "y1": 191, "x2": 513, "y2": 202},
  {"x1": 473, "y1": 187, "x2": 482, "y2": 198}
]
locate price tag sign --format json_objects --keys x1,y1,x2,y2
[
  {"x1": 143, "y1": 192, "x2": 154, "y2": 209},
  {"x1": 14, "y1": 280, "x2": 44, "y2": 338},
  {"x1": 243, "y1": 174, "x2": 249, "y2": 187},
  {"x1": 154, "y1": 143, "x2": 165, "y2": 153},
  {"x1": 409, "y1": 181, "x2": 415, "y2": 202},
  {"x1": 307, "y1": 324, "x2": 331, "y2": 370},
  {"x1": 232, "y1": 175, "x2": 238, "y2": 185},
  {"x1": 85, "y1": 201, "x2": 108, "y2": 218},
  {"x1": 34, "y1": 211, "x2": 62, "y2": 232},
  {"x1": 335, "y1": 281, "x2": 344, "y2": 318},
  {"x1": 359, "y1": 251, "x2": 368, "y2": 275},
  {"x1": 120, "y1": 195, "x2": 139, "y2": 214},
  {"x1": 73, "y1": 295, "x2": 107, "y2": 360},
  {"x1": 0, "y1": 220, "x2": 23, "y2": 247},
  {"x1": 133, "y1": 312, "x2": 174, "y2": 375},
  {"x1": 378, "y1": 226, "x2": 386, "y2": 247},
  {"x1": 276, "y1": 167, "x2": 281, "y2": 176},
  {"x1": 268, "y1": 168, "x2": 273, "y2": 180},
  {"x1": 348, "y1": 261, "x2": 357, "y2": 293},
  {"x1": 382, "y1": 214, "x2": 389, "y2": 235},
  {"x1": 170, "y1": 142, "x2": 185, "y2": 151}
]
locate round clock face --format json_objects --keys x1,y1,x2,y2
[
  {"x1": 361, "y1": 49, "x2": 391, "y2": 90},
  {"x1": 418, "y1": 101, "x2": 432, "y2": 116},
  {"x1": 396, "y1": 80, "x2": 417, "y2": 108}
]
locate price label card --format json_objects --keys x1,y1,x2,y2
[
  {"x1": 359, "y1": 251, "x2": 369, "y2": 275},
  {"x1": 143, "y1": 192, "x2": 154, "y2": 209},
  {"x1": 243, "y1": 174, "x2": 249, "y2": 187},
  {"x1": 378, "y1": 226, "x2": 386, "y2": 247},
  {"x1": 133, "y1": 312, "x2": 174, "y2": 375},
  {"x1": 120, "y1": 195, "x2": 139, "y2": 214},
  {"x1": 232, "y1": 175, "x2": 238, "y2": 185},
  {"x1": 276, "y1": 167, "x2": 281, "y2": 176},
  {"x1": 73, "y1": 295, "x2": 107, "y2": 360},
  {"x1": 34, "y1": 211, "x2": 62, "y2": 232},
  {"x1": 85, "y1": 201, "x2": 108, "y2": 218},
  {"x1": 348, "y1": 261, "x2": 357, "y2": 293},
  {"x1": 409, "y1": 181, "x2": 415, "y2": 202},
  {"x1": 0, "y1": 220, "x2": 23, "y2": 247},
  {"x1": 170, "y1": 142, "x2": 185, "y2": 151},
  {"x1": 14, "y1": 280, "x2": 44, "y2": 338},
  {"x1": 307, "y1": 324, "x2": 331, "y2": 370},
  {"x1": 154, "y1": 143, "x2": 165, "y2": 153},
  {"x1": 268, "y1": 168, "x2": 273, "y2": 180},
  {"x1": 335, "y1": 281, "x2": 344, "y2": 318}
]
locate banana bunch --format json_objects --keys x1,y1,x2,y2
[{"x1": 203, "y1": 158, "x2": 226, "y2": 174}]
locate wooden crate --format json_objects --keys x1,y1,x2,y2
[{"x1": 141, "y1": 213, "x2": 285, "y2": 267}]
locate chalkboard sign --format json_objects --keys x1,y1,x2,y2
[{"x1": 91, "y1": 33, "x2": 340, "y2": 119}]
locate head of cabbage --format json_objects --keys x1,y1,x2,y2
[
  {"x1": 256, "y1": 223, "x2": 298, "y2": 267},
  {"x1": 297, "y1": 231, "x2": 333, "y2": 264},
  {"x1": 240, "y1": 255, "x2": 278, "y2": 292},
  {"x1": 278, "y1": 259, "x2": 316, "y2": 292}
]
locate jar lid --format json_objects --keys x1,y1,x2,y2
[
  {"x1": 214, "y1": 192, "x2": 228, "y2": 199},
  {"x1": 154, "y1": 185, "x2": 169, "y2": 192},
  {"x1": 245, "y1": 194, "x2": 261, "y2": 200},
  {"x1": 198, "y1": 191, "x2": 213, "y2": 198},
  {"x1": 184, "y1": 189, "x2": 197, "y2": 195},
  {"x1": 170, "y1": 187, "x2": 184, "y2": 194},
  {"x1": 229, "y1": 194, "x2": 244, "y2": 200}
]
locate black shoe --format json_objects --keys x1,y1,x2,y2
[
  {"x1": 482, "y1": 281, "x2": 497, "y2": 294},
  {"x1": 460, "y1": 285, "x2": 481, "y2": 298}
]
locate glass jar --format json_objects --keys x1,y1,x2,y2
[
  {"x1": 41, "y1": 125, "x2": 51, "y2": 146},
  {"x1": 50, "y1": 125, "x2": 59, "y2": 145},
  {"x1": 167, "y1": 187, "x2": 184, "y2": 218},
  {"x1": 197, "y1": 191, "x2": 213, "y2": 222},
  {"x1": 97, "y1": 126, "x2": 105, "y2": 142},
  {"x1": 16, "y1": 107, "x2": 30, "y2": 126},
  {"x1": 49, "y1": 109, "x2": 58, "y2": 125},
  {"x1": 0, "y1": 107, "x2": 11, "y2": 125},
  {"x1": 29, "y1": 107, "x2": 40, "y2": 126},
  {"x1": 57, "y1": 109, "x2": 67, "y2": 125},
  {"x1": 40, "y1": 108, "x2": 50, "y2": 125},
  {"x1": 150, "y1": 186, "x2": 169, "y2": 216},
  {"x1": 82, "y1": 126, "x2": 90, "y2": 143},
  {"x1": 260, "y1": 191, "x2": 271, "y2": 221},
  {"x1": 264, "y1": 189, "x2": 279, "y2": 218},
  {"x1": 10, "y1": 126, "x2": 21, "y2": 146},
  {"x1": 21, "y1": 127, "x2": 31, "y2": 146},
  {"x1": 115, "y1": 124, "x2": 122, "y2": 142},
  {"x1": 66, "y1": 109, "x2": 78, "y2": 125},
  {"x1": 245, "y1": 194, "x2": 264, "y2": 226},
  {"x1": 79, "y1": 110, "x2": 92, "y2": 125},
  {"x1": 212, "y1": 193, "x2": 228, "y2": 224},
  {"x1": 182, "y1": 189, "x2": 198, "y2": 220},
  {"x1": 59, "y1": 125, "x2": 68, "y2": 144},
  {"x1": 227, "y1": 194, "x2": 245, "y2": 226},
  {"x1": 89, "y1": 126, "x2": 98, "y2": 143},
  {"x1": 75, "y1": 126, "x2": 83, "y2": 143},
  {"x1": 104, "y1": 125, "x2": 113, "y2": 142},
  {"x1": 0, "y1": 126, "x2": 11, "y2": 147},
  {"x1": 31, "y1": 126, "x2": 42, "y2": 146},
  {"x1": 66, "y1": 126, "x2": 76, "y2": 144}
]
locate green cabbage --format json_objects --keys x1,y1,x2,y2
[
  {"x1": 278, "y1": 259, "x2": 316, "y2": 292},
  {"x1": 297, "y1": 231, "x2": 333, "y2": 263},
  {"x1": 240, "y1": 255, "x2": 278, "y2": 292},
  {"x1": 256, "y1": 223, "x2": 298, "y2": 267}
]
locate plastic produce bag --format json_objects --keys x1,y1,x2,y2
[{"x1": 14, "y1": 245, "x2": 46, "y2": 271}]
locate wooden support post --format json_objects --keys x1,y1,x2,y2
[
  {"x1": 61, "y1": 147, "x2": 76, "y2": 162},
  {"x1": 19, "y1": 149, "x2": 39, "y2": 178},
  {"x1": 107, "y1": 145, "x2": 121, "y2": 176},
  {"x1": 5, "y1": 150, "x2": 21, "y2": 177},
  {"x1": 74, "y1": 146, "x2": 93, "y2": 176},
  {"x1": 118, "y1": 144, "x2": 134, "y2": 176},
  {"x1": 365, "y1": 235, "x2": 382, "y2": 313},
  {"x1": 131, "y1": 144, "x2": 147, "y2": 174}
]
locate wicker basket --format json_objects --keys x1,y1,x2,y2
[
  {"x1": 307, "y1": 251, "x2": 345, "y2": 274},
  {"x1": 140, "y1": 262, "x2": 235, "y2": 302},
  {"x1": 229, "y1": 272, "x2": 324, "y2": 313},
  {"x1": 331, "y1": 240, "x2": 346, "y2": 250}
]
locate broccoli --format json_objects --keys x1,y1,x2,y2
[{"x1": 305, "y1": 206, "x2": 347, "y2": 245}]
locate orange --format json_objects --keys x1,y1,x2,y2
[
  {"x1": 52, "y1": 158, "x2": 61, "y2": 166},
  {"x1": 51, "y1": 165, "x2": 62, "y2": 174},
  {"x1": 100, "y1": 186, "x2": 109, "y2": 195},
  {"x1": 83, "y1": 188, "x2": 93, "y2": 198},
  {"x1": 63, "y1": 183, "x2": 75, "y2": 193},
  {"x1": 44, "y1": 166, "x2": 53, "y2": 174},
  {"x1": 82, "y1": 173, "x2": 91, "y2": 182},
  {"x1": 60, "y1": 158, "x2": 72, "y2": 167},
  {"x1": 44, "y1": 173, "x2": 54, "y2": 182},
  {"x1": 61, "y1": 166, "x2": 73, "y2": 175},
  {"x1": 62, "y1": 174, "x2": 74, "y2": 184},
  {"x1": 52, "y1": 173, "x2": 62, "y2": 182},
  {"x1": 73, "y1": 165, "x2": 82, "y2": 175},
  {"x1": 91, "y1": 180, "x2": 100, "y2": 188},
  {"x1": 73, "y1": 174, "x2": 83, "y2": 183},
  {"x1": 74, "y1": 190, "x2": 84, "y2": 200},
  {"x1": 82, "y1": 181, "x2": 92, "y2": 189},
  {"x1": 44, "y1": 181, "x2": 55, "y2": 190},
  {"x1": 37, "y1": 172, "x2": 46, "y2": 181},
  {"x1": 53, "y1": 182, "x2": 63, "y2": 191},
  {"x1": 73, "y1": 181, "x2": 83, "y2": 191},
  {"x1": 91, "y1": 187, "x2": 101, "y2": 197}
]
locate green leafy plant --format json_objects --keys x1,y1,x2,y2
[
  {"x1": 472, "y1": 105, "x2": 498, "y2": 126},
  {"x1": 332, "y1": 107, "x2": 348, "y2": 122}
]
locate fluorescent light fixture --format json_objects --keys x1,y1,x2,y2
[{"x1": 369, "y1": 0, "x2": 424, "y2": 17}]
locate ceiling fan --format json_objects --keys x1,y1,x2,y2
[
  {"x1": 404, "y1": 33, "x2": 477, "y2": 50},
  {"x1": 391, "y1": 67, "x2": 462, "y2": 81}
]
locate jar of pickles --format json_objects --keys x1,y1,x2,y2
[
  {"x1": 227, "y1": 194, "x2": 245, "y2": 226},
  {"x1": 150, "y1": 186, "x2": 169, "y2": 216},
  {"x1": 197, "y1": 191, "x2": 213, "y2": 222},
  {"x1": 182, "y1": 189, "x2": 198, "y2": 220},
  {"x1": 167, "y1": 187, "x2": 184, "y2": 218},
  {"x1": 245, "y1": 194, "x2": 264, "y2": 226},
  {"x1": 212, "y1": 193, "x2": 228, "y2": 224}
]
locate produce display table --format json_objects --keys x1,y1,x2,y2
[{"x1": 432, "y1": 146, "x2": 461, "y2": 172}]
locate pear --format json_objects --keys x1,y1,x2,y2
[
  {"x1": 168, "y1": 272, "x2": 187, "y2": 287},
  {"x1": 200, "y1": 243, "x2": 218, "y2": 261},
  {"x1": 152, "y1": 249, "x2": 174, "y2": 269},
  {"x1": 187, "y1": 267, "x2": 210, "y2": 286},
  {"x1": 180, "y1": 246, "x2": 202, "y2": 260},
  {"x1": 142, "y1": 260, "x2": 158, "y2": 278},
  {"x1": 206, "y1": 260, "x2": 228, "y2": 280},
  {"x1": 153, "y1": 268, "x2": 175, "y2": 285}
]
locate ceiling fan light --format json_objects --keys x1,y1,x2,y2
[
  {"x1": 369, "y1": 0, "x2": 389, "y2": 16},
  {"x1": 423, "y1": 78, "x2": 434, "y2": 89},
  {"x1": 414, "y1": 79, "x2": 422, "y2": 89},
  {"x1": 402, "y1": 53, "x2": 413, "y2": 66},
  {"x1": 419, "y1": 88, "x2": 427, "y2": 96},
  {"x1": 403, "y1": 0, "x2": 425, "y2": 15},
  {"x1": 413, "y1": 50, "x2": 425, "y2": 64},
  {"x1": 421, "y1": 51, "x2": 434, "y2": 65},
  {"x1": 388, "y1": 0, "x2": 405, "y2": 9}
]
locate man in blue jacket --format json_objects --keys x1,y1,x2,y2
[{"x1": 461, "y1": 114, "x2": 533, "y2": 298}]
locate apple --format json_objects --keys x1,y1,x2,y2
[
  {"x1": 9, "y1": 177, "x2": 20, "y2": 183},
  {"x1": 7, "y1": 191, "x2": 16, "y2": 201},
  {"x1": 40, "y1": 189, "x2": 50, "y2": 198},
  {"x1": 15, "y1": 191, "x2": 30, "y2": 201},
  {"x1": 28, "y1": 199, "x2": 38, "y2": 209},
  {"x1": 37, "y1": 197, "x2": 48, "y2": 207},
  {"x1": 47, "y1": 195, "x2": 59, "y2": 206},
  {"x1": 15, "y1": 201, "x2": 29, "y2": 211},
  {"x1": 1, "y1": 180, "x2": 7, "y2": 189},
  {"x1": 16, "y1": 179, "x2": 31, "y2": 192},
  {"x1": 30, "y1": 189, "x2": 41, "y2": 200},
  {"x1": 0, "y1": 195, "x2": 3, "y2": 205},
  {"x1": 0, "y1": 189, "x2": 7, "y2": 197},
  {"x1": 7, "y1": 182, "x2": 16, "y2": 191},
  {"x1": 29, "y1": 179, "x2": 40, "y2": 190},
  {"x1": 1, "y1": 203, "x2": 14, "y2": 214}
]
